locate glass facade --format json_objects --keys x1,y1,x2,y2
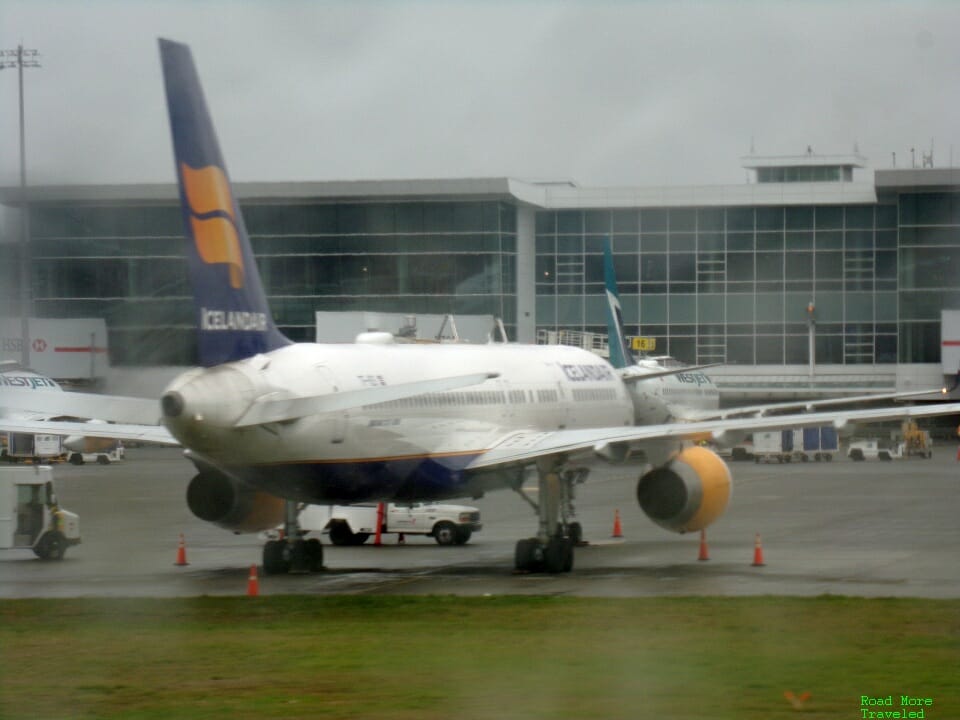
[
  {"x1": 898, "y1": 191, "x2": 960, "y2": 363},
  {"x1": 25, "y1": 199, "x2": 517, "y2": 365},
  {"x1": 5, "y1": 171, "x2": 959, "y2": 372},
  {"x1": 535, "y1": 203, "x2": 900, "y2": 366}
]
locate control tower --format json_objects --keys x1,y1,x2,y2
[{"x1": 741, "y1": 149, "x2": 866, "y2": 183}]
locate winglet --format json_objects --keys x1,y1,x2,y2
[
  {"x1": 159, "y1": 39, "x2": 291, "y2": 367},
  {"x1": 604, "y1": 239, "x2": 635, "y2": 369}
]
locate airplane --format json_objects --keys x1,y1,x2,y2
[
  {"x1": 0, "y1": 362, "x2": 123, "y2": 458},
  {"x1": 598, "y1": 242, "x2": 949, "y2": 429},
  {"x1": 3, "y1": 38, "x2": 960, "y2": 576}
]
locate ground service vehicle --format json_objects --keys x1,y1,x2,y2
[
  {"x1": 753, "y1": 430, "x2": 794, "y2": 463},
  {"x1": 0, "y1": 465, "x2": 80, "y2": 560},
  {"x1": 277, "y1": 502, "x2": 482, "y2": 547},
  {"x1": 848, "y1": 421, "x2": 933, "y2": 461},
  {"x1": 848, "y1": 439, "x2": 903, "y2": 461},
  {"x1": 796, "y1": 426, "x2": 838, "y2": 461},
  {"x1": 2, "y1": 433, "x2": 63, "y2": 463},
  {"x1": 901, "y1": 421, "x2": 933, "y2": 458},
  {"x1": 753, "y1": 427, "x2": 837, "y2": 462},
  {"x1": 68, "y1": 444, "x2": 125, "y2": 466}
]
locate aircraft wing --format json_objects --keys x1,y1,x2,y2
[
  {"x1": 0, "y1": 388, "x2": 161, "y2": 425},
  {"x1": 465, "y1": 400, "x2": 960, "y2": 470},
  {"x1": 675, "y1": 388, "x2": 948, "y2": 421},
  {"x1": 0, "y1": 417, "x2": 177, "y2": 446}
]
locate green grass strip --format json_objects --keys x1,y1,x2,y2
[{"x1": 1, "y1": 595, "x2": 957, "y2": 719}]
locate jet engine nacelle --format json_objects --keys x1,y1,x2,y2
[
  {"x1": 186, "y1": 470, "x2": 287, "y2": 533},
  {"x1": 636, "y1": 445, "x2": 732, "y2": 533}
]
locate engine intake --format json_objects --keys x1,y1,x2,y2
[
  {"x1": 186, "y1": 470, "x2": 286, "y2": 533},
  {"x1": 637, "y1": 445, "x2": 731, "y2": 533}
]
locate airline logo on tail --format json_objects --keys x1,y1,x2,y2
[
  {"x1": 180, "y1": 162, "x2": 244, "y2": 289},
  {"x1": 603, "y1": 242, "x2": 634, "y2": 369}
]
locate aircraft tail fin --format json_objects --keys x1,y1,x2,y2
[
  {"x1": 159, "y1": 39, "x2": 291, "y2": 367},
  {"x1": 604, "y1": 240, "x2": 635, "y2": 369}
]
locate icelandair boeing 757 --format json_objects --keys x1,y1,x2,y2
[{"x1": 2, "y1": 39, "x2": 959, "y2": 575}]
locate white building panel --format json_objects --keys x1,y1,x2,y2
[
  {"x1": 1, "y1": 318, "x2": 108, "y2": 380},
  {"x1": 941, "y1": 311, "x2": 960, "y2": 375}
]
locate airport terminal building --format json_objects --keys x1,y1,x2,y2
[{"x1": 3, "y1": 154, "x2": 960, "y2": 398}]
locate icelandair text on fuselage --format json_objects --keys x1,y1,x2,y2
[
  {"x1": 861, "y1": 695, "x2": 934, "y2": 718},
  {"x1": 560, "y1": 364, "x2": 615, "y2": 382},
  {"x1": 201, "y1": 308, "x2": 267, "y2": 332}
]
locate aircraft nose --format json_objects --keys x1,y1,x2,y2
[
  {"x1": 160, "y1": 365, "x2": 260, "y2": 438},
  {"x1": 161, "y1": 391, "x2": 185, "y2": 418}
]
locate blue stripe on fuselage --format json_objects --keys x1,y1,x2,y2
[{"x1": 233, "y1": 452, "x2": 483, "y2": 504}]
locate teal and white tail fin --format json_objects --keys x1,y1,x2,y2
[{"x1": 604, "y1": 240, "x2": 635, "y2": 370}]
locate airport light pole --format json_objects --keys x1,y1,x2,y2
[
  {"x1": 807, "y1": 301, "x2": 816, "y2": 382},
  {"x1": 1, "y1": 44, "x2": 40, "y2": 368}
]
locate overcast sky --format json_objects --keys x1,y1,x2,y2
[{"x1": 1, "y1": 0, "x2": 959, "y2": 190}]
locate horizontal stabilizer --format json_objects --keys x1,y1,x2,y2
[{"x1": 234, "y1": 371, "x2": 500, "y2": 427}]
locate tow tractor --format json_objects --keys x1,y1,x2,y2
[
  {"x1": 67, "y1": 443, "x2": 125, "y2": 466},
  {"x1": 0, "y1": 465, "x2": 80, "y2": 560}
]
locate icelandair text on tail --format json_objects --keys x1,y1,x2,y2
[
  {"x1": 201, "y1": 308, "x2": 267, "y2": 332},
  {"x1": 860, "y1": 695, "x2": 934, "y2": 718}
]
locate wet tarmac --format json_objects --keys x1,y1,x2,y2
[{"x1": 2, "y1": 445, "x2": 958, "y2": 598}]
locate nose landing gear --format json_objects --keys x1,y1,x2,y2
[{"x1": 262, "y1": 500, "x2": 324, "y2": 575}]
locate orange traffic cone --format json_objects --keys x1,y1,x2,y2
[
  {"x1": 612, "y1": 509, "x2": 623, "y2": 538},
  {"x1": 751, "y1": 533, "x2": 766, "y2": 567},
  {"x1": 246, "y1": 564, "x2": 260, "y2": 596},
  {"x1": 397, "y1": 533, "x2": 406, "y2": 545},
  {"x1": 697, "y1": 529, "x2": 710, "y2": 561},
  {"x1": 174, "y1": 533, "x2": 189, "y2": 566}
]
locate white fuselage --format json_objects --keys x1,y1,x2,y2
[
  {"x1": 621, "y1": 361, "x2": 720, "y2": 424},
  {"x1": 163, "y1": 340, "x2": 644, "y2": 501}
]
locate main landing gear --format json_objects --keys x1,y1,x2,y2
[
  {"x1": 262, "y1": 500, "x2": 324, "y2": 575},
  {"x1": 513, "y1": 458, "x2": 588, "y2": 574}
]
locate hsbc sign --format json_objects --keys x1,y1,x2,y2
[{"x1": 0, "y1": 317, "x2": 109, "y2": 380}]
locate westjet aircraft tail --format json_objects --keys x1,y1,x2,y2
[
  {"x1": 603, "y1": 241, "x2": 635, "y2": 369},
  {"x1": 159, "y1": 38, "x2": 290, "y2": 367}
]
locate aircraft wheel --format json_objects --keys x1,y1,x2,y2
[
  {"x1": 305, "y1": 538, "x2": 323, "y2": 572},
  {"x1": 568, "y1": 521, "x2": 584, "y2": 546},
  {"x1": 544, "y1": 536, "x2": 571, "y2": 574},
  {"x1": 262, "y1": 540, "x2": 289, "y2": 575},
  {"x1": 288, "y1": 540, "x2": 311, "y2": 574},
  {"x1": 514, "y1": 538, "x2": 539, "y2": 572}
]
